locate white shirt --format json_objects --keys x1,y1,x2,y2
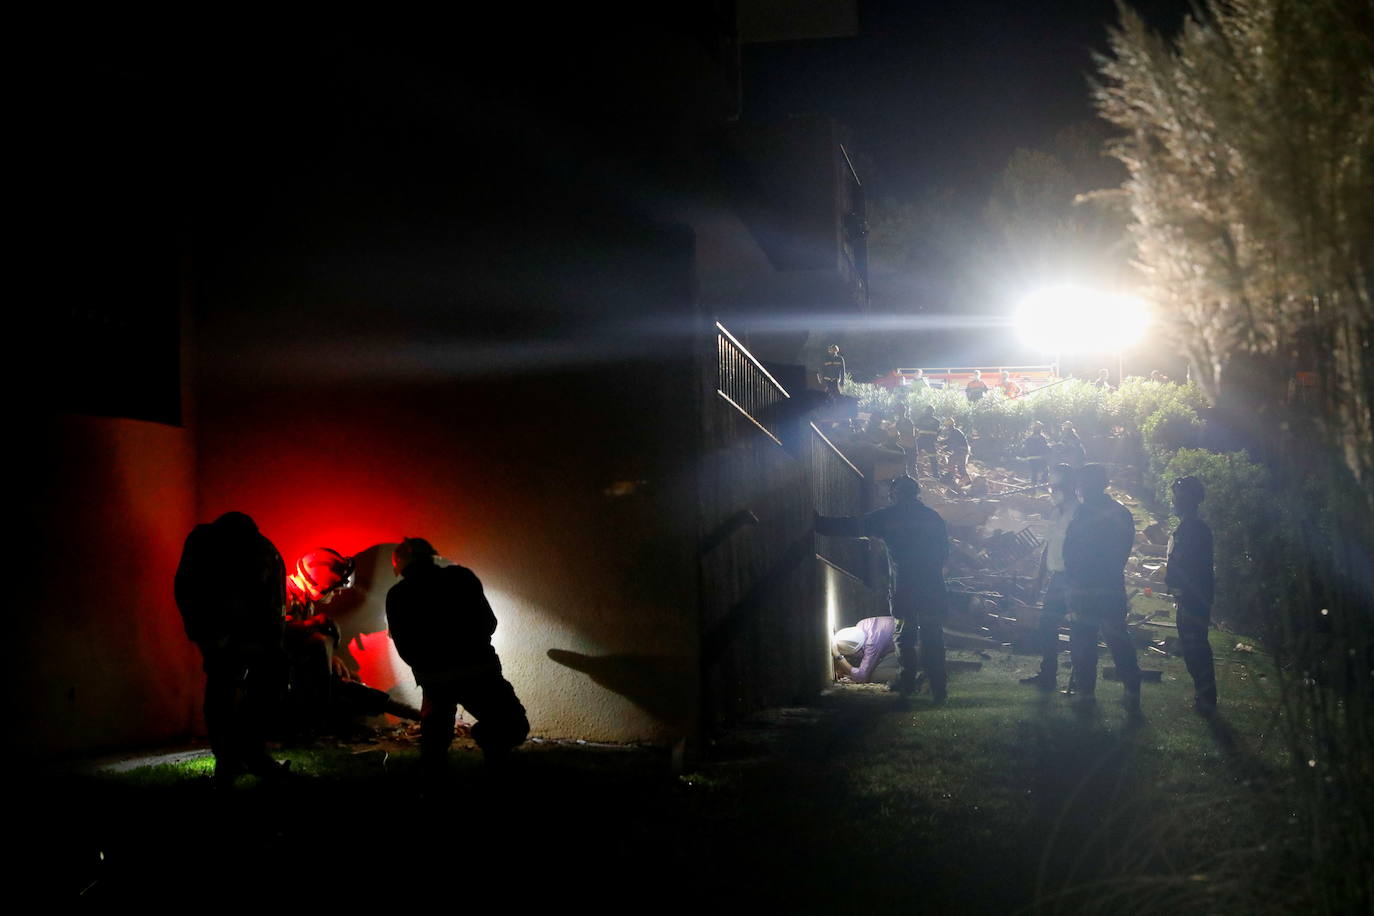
[{"x1": 1046, "y1": 497, "x2": 1081, "y2": 573}]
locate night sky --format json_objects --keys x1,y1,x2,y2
[
  {"x1": 745, "y1": 0, "x2": 1193, "y2": 197},
  {"x1": 43, "y1": 1, "x2": 1203, "y2": 417}
]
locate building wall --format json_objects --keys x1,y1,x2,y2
[
  {"x1": 196, "y1": 365, "x2": 700, "y2": 744},
  {"x1": 19, "y1": 415, "x2": 200, "y2": 757}
]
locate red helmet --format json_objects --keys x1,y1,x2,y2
[{"x1": 288, "y1": 548, "x2": 356, "y2": 605}]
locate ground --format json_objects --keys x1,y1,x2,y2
[{"x1": 20, "y1": 626, "x2": 1304, "y2": 913}]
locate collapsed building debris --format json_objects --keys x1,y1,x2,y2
[{"x1": 918, "y1": 463, "x2": 1187, "y2": 672}]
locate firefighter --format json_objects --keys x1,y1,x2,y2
[
  {"x1": 939, "y1": 416, "x2": 971, "y2": 488},
  {"x1": 815, "y1": 476, "x2": 950, "y2": 703},
  {"x1": 386, "y1": 537, "x2": 529, "y2": 779},
  {"x1": 173, "y1": 511, "x2": 289, "y2": 786},
  {"x1": 817, "y1": 344, "x2": 847, "y2": 397},
  {"x1": 1166, "y1": 476, "x2": 1217, "y2": 714},
  {"x1": 283, "y1": 548, "x2": 419, "y2": 736},
  {"x1": 964, "y1": 369, "x2": 989, "y2": 402},
  {"x1": 913, "y1": 404, "x2": 941, "y2": 480},
  {"x1": 1022, "y1": 421, "x2": 1051, "y2": 486},
  {"x1": 1063, "y1": 465, "x2": 1143, "y2": 715}
]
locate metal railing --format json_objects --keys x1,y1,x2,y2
[
  {"x1": 810, "y1": 422, "x2": 869, "y2": 580},
  {"x1": 716, "y1": 322, "x2": 789, "y2": 440}
]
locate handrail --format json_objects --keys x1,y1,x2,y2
[
  {"x1": 716, "y1": 322, "x2": 790, "y2": 440},
  {"x1": 716, "y1": 322, "x2": 790, "y2": 396},
  {"x1": 809, "y1": 422, "x2": 862, "y2": 478}
]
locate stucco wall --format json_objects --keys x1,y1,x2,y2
[
  {"x1": 20, "y1": 415, "x2": 200, "y2": 757},
  {"x1": 196, "y1": 367, "x2": 700, "y2": 745}
]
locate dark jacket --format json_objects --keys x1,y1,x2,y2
[
  {"x1": 174, "y1": 516, "x2": 285, "y2": 649},
  {"x1": 817, "y1": 499, "x2": 948, "y2": 598},
  {"x1": 1022, "y1": 432, "x2": 1049, "y2": 458},
  {"x1": 1166, "y1": 516, "x2": 1214, "y2": 605},
  {"x1": 386, "y1": 560, "x2": 500, "y2": 677},
  {"x1": 941, "y1": 426, "x2": 969, "y2": 454},
  {"x1": 1063, "y1": 493, "x2": 1135, "y2": 592}
]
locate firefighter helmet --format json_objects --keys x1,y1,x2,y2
[{"x1": 291, "y1": 548, "x2": 356, "y2": 604}]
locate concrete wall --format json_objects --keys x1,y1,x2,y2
[
  {"x1": 196, "y1": 357, "x2": 700, "y2": 745},
  {"x1": 19, "y1": 415, "x2": 200, "y2": 757}
]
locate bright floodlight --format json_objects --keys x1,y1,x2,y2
[{"x1": 1014, "y1": 285, "x2": 1149, "y2": 354}]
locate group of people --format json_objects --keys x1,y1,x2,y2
[
  {"x1": 174, "y1": 514, "x2": 528, "y2": 787},
  {"x1": 821, "y1": 465, "x2": 1218, "y2": 717}
]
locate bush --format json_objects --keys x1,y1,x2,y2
[
  {"x1": 1156, "y1": 448, "x2": 1290, "y2": 635},
  {"x1": 1140, "y1": 402, "x2": 1204, "y2": 459},
  {"x1": 1111, "y1": 377, "x2": 1207, "y2": 431},
  {"x1": 845, "y1": 378, "x2": 1210, "y2": 468}
]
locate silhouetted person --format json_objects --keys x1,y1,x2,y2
[
  {"x1": 816, "y1": 476, "x2": 949, "y2": 702},
  {"x1": 174, "y1": 511, "x2": 288, "y2": 786},
  {"x1": 964, "y1": 369, "x2": 988, "y2": 402},
  {"x1": 386, "y1": 537, "x2": 529, "y2": 779},
  {"x1": 1166, "y1": 476, "x2": 1217, "y2": 714},
  {"x1": 1022, "y1": 421, "x2": 1051, "y2": 485},
  {"x1": 1063, "y1": 464, "x2": 1143, "y2": 715},
  {"x1": 818, "y1": 344, "x2": 846, "y2": 397},
  {"x1": 1021, "y1": 465, "x2": 1079, "y2": 690},
  {"x1": 940, "y1": 417, "x2": 971, "y2": 489},
  {"x1": 832, "y1": 616, "x2": 899, "y2": 684},
  {"x1": 913, "y1": 404, "x2": 941, "y2": 479},
  {"x1": 1056, "y1": 421, "x2": 1086, "y2": 469}
]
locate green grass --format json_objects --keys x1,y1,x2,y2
[{"x1": 33, "y1": 635, "x2": 1304, "y2": 911}]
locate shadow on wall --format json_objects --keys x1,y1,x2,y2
[
  {"x1": 320, "y1": 543, "x2": 405, "y2": 692},
  {"x1": 546, "y1": 649, "x2": 693, "y2": 732}
]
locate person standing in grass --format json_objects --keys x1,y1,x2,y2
[
  {"x1": 1020, "y1": 464, "x2": 1079, "y2": 691},
  {"x1": 1166, "y1": 476, "x2": 1217, "y2": 715},
  {"x1": 1063, "y1": 464, "x2": 1143, "y2": 715},
  {"x1": 174, "y1": 511, "x2": 289, "y2": 787}
]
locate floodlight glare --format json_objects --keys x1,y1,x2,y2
[{"x1": 1014, "y1": 285, "x2": 1149, "y2": 354}]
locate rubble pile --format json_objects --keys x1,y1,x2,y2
[{"x1": 922, "y1": 462, "x2": 1182, "y2": 665}]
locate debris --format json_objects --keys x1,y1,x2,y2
[{"x1": 1234, "y1": 643, "x2": 1255, "y2": 653}]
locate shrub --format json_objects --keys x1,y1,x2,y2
[
  {"x1": 1140, "y1": 402, "x2": 1203, "y2": 459},
  {"x1": 1156, "y1": 448, "x2": 1290, "y2": 635},
  {"x1": 844, "y1": 377, "x2": 1208, "y2": 466},
  {"x1": 1111, "y1": 377, "x2": 1207, "y2": 432}
]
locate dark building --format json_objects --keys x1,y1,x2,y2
[{"x1": 23, "y1": 4, "x2": 882, "y2": 754}]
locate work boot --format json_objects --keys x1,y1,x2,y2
[{"x1": 889, "y1": 671, "x2": 924, "y2": 697}]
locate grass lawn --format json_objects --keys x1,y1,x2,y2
[{"x1": 19, "y1": 626, "x2": 1306, "y2": 912}]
